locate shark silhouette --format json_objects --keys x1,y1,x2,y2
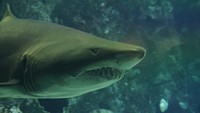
[{"x1": 0, "y1": 5, "x2": 146, "y2": 98}]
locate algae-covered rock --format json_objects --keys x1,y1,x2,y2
[
  {"x1": 90, "y1": 109, "x2": 114, "y2": 113},
  {"x1": 0, "y1": 99, "x2": 48, "y2": 113}
]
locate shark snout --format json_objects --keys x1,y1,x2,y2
[
  {"x1": 114, "y1": 46, "x2": 146, "y2": 70},
  {"x1": 128, "y1": 48, "x2": 145, "y2": 59},
  {"x1": 115, "y1": 49, "x2": 145, "y2": 60}
]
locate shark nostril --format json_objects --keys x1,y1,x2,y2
[{"x1": 90, "y1": 48, "x2": 100, "y2": 56}]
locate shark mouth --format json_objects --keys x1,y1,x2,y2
[{"x1": 84, "y1": 67, "x2": 126, "y2": 79}]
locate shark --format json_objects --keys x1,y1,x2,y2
[{"x1": 0, "y1": 5, "x2": 146, "y2": 98}]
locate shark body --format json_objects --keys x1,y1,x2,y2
[{"x1": 0, "y1": 5, "x2": 146, "y2": 98}]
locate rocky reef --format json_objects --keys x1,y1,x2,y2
[{"x1": 0, "y1": 0, "x2": 200, "y2": 113}]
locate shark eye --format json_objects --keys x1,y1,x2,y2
[{"x1": 90, "y1": 48, "x2": 100, "y2": 56}]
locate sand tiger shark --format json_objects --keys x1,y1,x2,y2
[{"x1": 0, "y1": 5, "x2": 146, "y2": 98}]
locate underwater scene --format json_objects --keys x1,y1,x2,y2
[{"x1": 0, "y1": 0, "x2": 200, "y2": 113}]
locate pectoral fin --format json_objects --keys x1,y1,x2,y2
[{"x1": 0, "y1": 79, "x2": 19, "y2": 85}]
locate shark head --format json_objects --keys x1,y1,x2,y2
[{"x1": 25, "y1": 33, "x2": 145, "y2": 98}]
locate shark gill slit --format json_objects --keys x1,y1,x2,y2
[
  {"x1": 23, "y1": 68, "x2": 30, "y2": 91},
  {"x1": 23, "y1": 61, "x2": 37, "y2": 92}
]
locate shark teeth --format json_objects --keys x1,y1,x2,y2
[{"x1": 85, "y1": 67, "x2": 125, "y2": 79}]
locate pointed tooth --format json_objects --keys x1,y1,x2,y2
[
  {"x1": 92, "y1": 70, "x2": 95, "y2": 76},
  {"x1": 107, "y1": 68, "x2": 110, "y2": 78},
  {"x1": 91, "y1": 70, "x2": 94, "y2": 75},
  {"x1": 109, "y1": 68, "x2": 112, "y2": 78},
  {"x1": 94, "y1": 70, "x2": 96, "y2": 76},
  {"x1": 97, "y1": 69, "x2": 99, "y2": 76},
  {"x1": 106, "y1": 68, "x2": 109, "y2": 76},
  {"x1": 102, "y1": 67, "x2": 105, "y2": 77},
  {"x1": 118, "y1": 71, "x2": 122, "y2": 78},
  {"x1": 105, "y1": 68, "x2": 108, "y2": 78},
  {"x1": 99, "y1": 68, "x2": 102, "y2": 77},
  {"x1": 116, "y1": 70, "x2": 120, "y2": 78},
  {"x1": 87, "y1": 70, "x2": 92, "y2": 75},
  {"x1": 104, "y1": 68, "x2": 106, "y2": 77},
  {"x1": 111, "y1": 68, "x2": 115, "y2": 79},
  {"x1": 115, "y1": 70, "x2": 118, "y2": 78},
  {"x1": 123, "y1": 71, "x2": 126, "y2": 75},
  {"x1": 101, "y1": 67, "x2": 105, "y2": 77},
  {"x1": 110, "y1": 69, "x2": 115, "y2": 76},
  {"x1": 105, "y1": 67, "x2": 108, "y2": 76},
  {"x1": 102, "y1": 70, "x2": 104, "y2": 77},
  {"x1": 96, "y1": 69, "x2": 98, "y2": 76},
  {"x1": 112, "y1": 68, "x2": 115, "y2": 77},
  {"x1": 114, "y1": 69, "x2": 118, "y2": 79}
]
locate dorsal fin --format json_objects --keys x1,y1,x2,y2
[
  {"x1": 3, "y1": 4, "x2": 16, "y2": 18},
  {"x1": 1, "y1": 4, "x2": 16, "y2": 22}
]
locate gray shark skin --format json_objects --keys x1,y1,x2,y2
[{"x1": 0, "y1": 5, "x2": 146, "y2": 98}]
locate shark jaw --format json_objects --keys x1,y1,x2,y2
[{"x1": 84, "y1": 67, "x2": 126, "y2": 80}]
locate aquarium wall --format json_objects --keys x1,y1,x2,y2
[{"x1": 0, "y1": 0, "x2": 200, "y2": 113}]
